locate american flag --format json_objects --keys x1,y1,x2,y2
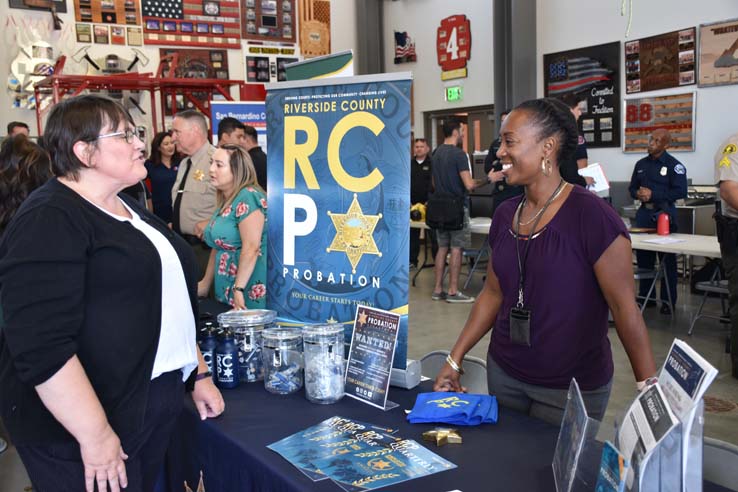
[
  {"x1": 394, "y1": 31, "x2": 417, "y2": 64},
  {"x1": 142, "y1": 0, "x2": 241, "y2": 49},
  {"x1": 547, "y1": 57, "x2": 612, "y2": 95}
]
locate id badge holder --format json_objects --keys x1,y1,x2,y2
[{"x1": 509, "y1": 289, "x2": 532, "y2": 347}]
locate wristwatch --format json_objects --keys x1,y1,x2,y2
[{"x1": 233, "y1": 285, "x2": 245, "y2": 292}]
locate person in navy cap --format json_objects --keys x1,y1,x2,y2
[{"x1": 628, "y1": 128, "x2": 688, "y2": 314}]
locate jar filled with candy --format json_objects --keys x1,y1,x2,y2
[
  {"x1": 262, "y1": 328, "x2": 303, "y2": 395},
  {"x1": 217, "y1": 310, "x2": 276, "y2": 383},
  {"x1": 302, "y1": 324, "x2": 345, "y2": 404}
]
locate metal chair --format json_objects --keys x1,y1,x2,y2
[
  {"x1": 703, "y1": 437, "x2": 738, "y2": 491},
  {"x1": 420, "y1": 350, "x2": 488, "y2": 394},
  {"x1": 689, "y1": 267, "x2": 730, "y2": 335},
  {"x1": 634, "y1": 265, "x2": 674, "y2": 319}
]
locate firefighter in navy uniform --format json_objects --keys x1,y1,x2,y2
[
  {"x1": 714, "y1": 132, "x2": 738, "y2": 378},
  {"x1": 628, "y1": 128, "x2": 688, "y2": 314}
]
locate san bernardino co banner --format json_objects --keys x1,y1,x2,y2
[{"x1": 265, "y1": 73, "x2": 412, "y2": 369}]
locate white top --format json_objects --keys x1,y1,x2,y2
[{"x1": 93, "y1": 198, "x2": 199, "y2": 381}]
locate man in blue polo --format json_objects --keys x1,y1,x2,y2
[{"x1": 628, "y1": 128, "x2": 688, "y2": 314}]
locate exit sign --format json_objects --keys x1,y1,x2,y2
[{"x1": 445, "y1": 86, "x2": 463, "y2": 101}]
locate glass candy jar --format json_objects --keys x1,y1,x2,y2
[
  {"x1": 262, "y1": 328, "x2": 303, "y2": 395},
  {"x1": 302, "y1": 324, "x2": 345, "y2": 404},
  {"x1": 217, "y1": 310, "x2": 276, "y2": 383}
]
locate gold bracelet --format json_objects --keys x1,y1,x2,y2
[{"x1": 445, "y1": 354, "x2": 465, "y2": 375}]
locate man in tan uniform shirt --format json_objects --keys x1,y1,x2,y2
[
  {"x1": 715, "y1": 132, "x2": 738, "y2": 378},
  {"x1": 171, "y1": 110, "x2": 216, "y2": 277}
]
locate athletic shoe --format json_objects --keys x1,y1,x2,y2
[
  {"x1": 446, "y1": 292, "x2": 475, "y2": 303},
  {"x1": 431, "y1": 291, "x2": 447, "y2": 301}
]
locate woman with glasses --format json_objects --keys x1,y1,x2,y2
[
  {"x1": 145, "y1": 130, "x2": 182, "y2": 223},
  {"x1": 0, "y1": 95, "x2": 224, "y2": 492},
  {"x1": 197, "y1": 144, "x2": 267, "y2": 310}
]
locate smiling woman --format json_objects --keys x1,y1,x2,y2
[
  {"x1": 435, "y1": 97, "x2": 657, "y2": 425},
  {"x1": 0, "y1": 95, "x2": 224, "y2": 492}
]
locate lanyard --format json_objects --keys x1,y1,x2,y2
[{"x1": 514, "y1": 179, "x2": 565, "y2": 308}]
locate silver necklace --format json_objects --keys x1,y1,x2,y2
[{"x1": 517, "y1": 180, "x2": 567, "y2": 226}]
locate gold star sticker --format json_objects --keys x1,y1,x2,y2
[
  {"x1": 358, "y1": 311, "x2": 368, "y2": 325},
  {"x1": 326, "y1": 194, "x2": 382, "y2": 273},
  {"x1": 368, "y1": 458, "x2": 393, "y2": 470},
  {"x1": 422, "y1": 428, "x2": 463, "y2": 447}
]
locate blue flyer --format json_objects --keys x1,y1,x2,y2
[{"x1": 595, "y1": 441, "x2": 628, "y2": 492}]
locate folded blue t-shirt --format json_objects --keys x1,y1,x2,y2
[{"x1": 407, "y1": 392, "x2": 498, "y2": 425}]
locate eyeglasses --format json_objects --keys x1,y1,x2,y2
[{"x1": 97, "y1": 126, "x2": 147, "y2": 144}]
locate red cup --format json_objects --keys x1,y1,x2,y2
[{"x1": 657, "y1": 213, "x2": 670, "y2": 235}]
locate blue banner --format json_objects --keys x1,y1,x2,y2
[
  {"x1": 210, "y1": 101, "x2": 268, "y2": 150},
  {"x1": 265, "y1": 74, "x2": 412, "y2": 369}
]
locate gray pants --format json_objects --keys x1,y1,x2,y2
[{"x1": 486, "y1": 353, "x2": 612, "y2": 426}]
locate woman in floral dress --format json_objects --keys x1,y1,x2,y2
[{"x1": 198, "y1": 144, "x2": 267, "y2": 309}]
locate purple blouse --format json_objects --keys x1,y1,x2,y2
[{"x1": 488, "y1": 186, "x2": 629, "y2": 390}]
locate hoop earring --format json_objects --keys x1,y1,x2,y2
[{"x1": 541, "y1": 157, "x2": 551, "y2": 177}]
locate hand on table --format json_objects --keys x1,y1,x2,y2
[
  {"x1": 79, "y1": 425, "x2": 128, "y2": 492},
  {"x1": 433, "y1": 364, "x2": 467, "y2": 393},
  {"x1": 191, "y1": 377, "x2": 225, "y2": 420}
]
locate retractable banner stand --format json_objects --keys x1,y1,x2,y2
[{"x1": 265, "y1": 72, "x2": 412, "y2": 369}]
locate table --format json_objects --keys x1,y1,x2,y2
[
  {"x1": 630, "y1": 233, "x2": 721, "y2": 259},
  {"x1": 163, "y1": 381, "x2": 560, "y2": 492}
]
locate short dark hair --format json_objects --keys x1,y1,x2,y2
[
  {"x1": 414, "y1": 138, "x2": 427, "y2": 144},
  {"x1": 217, "y1": 117, "x2": 245, "y2": 140},
  {"x1": 243, "y1": 125, "x2": 258, "y2": 143},
  {"x1": 558, "y1": 92, "x2": 586, "y2": 109},
  {"x1": 514, "y1": 98, "x2": 579, "y2": 166},
  {"x1": 7, "y1": 121, "x2": 29, "y2": 135},
  {"x1": 42, "y1": 94, "x2": 134, "y2": 180},
  {"x1": 442, "y1": 119, "x2": 462, "y2": 138}
]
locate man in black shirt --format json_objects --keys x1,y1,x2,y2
[
  {"x1": 484, "y1": 110, "x2": 522, "y2": 213},
  {"x1": 557, "y1": 93, "x2": 590, "y2": 188},
  {"x1": 410, "y1": 138, "x2": 433, "y2": 269},
  {"x1": 243, "y1": 125, "x2": 267, "y2": 191}
]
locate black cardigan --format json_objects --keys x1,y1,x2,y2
[{"x1": 0, "y1": 178, "x2": 199, "y2": 446}]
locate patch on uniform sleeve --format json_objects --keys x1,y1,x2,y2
[
  {"x1": 674, "y1": 163, "x2": 686, "y2": 175},
  {"x1": 720, "y1": 144, "x2": 737, "y2": 168}
]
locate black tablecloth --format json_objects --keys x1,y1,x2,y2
[{"x1": 163, "y1": 381, "x2": 559, "y2": 492}]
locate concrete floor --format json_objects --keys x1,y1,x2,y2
[{"x1": 2, "y1": 256, "x2": 737, "y2": 491}]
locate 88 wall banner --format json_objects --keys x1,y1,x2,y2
[{"x1": 265, "y1": 73, "x2": 412, "y2": 369}]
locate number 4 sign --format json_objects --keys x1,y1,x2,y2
[{"x1": 437, "y1": 14, "x2": 471, "y2": 81}]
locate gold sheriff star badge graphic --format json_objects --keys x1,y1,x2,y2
[{"x1": 326, "y1": 194, "x2": 382, "y2": 273}]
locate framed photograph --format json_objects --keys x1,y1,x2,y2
[
  {"x1": 101, "y1": 12, "x2": 117, "y2": 23},
  {"x1": 246, "y1": 22, "x2": 256, "y2": 34},
  {"x1": 146, "y1": 19, "x2": 161, "y2": 31},
  {"x1": 246, "y1": 0, "x2": 255, "y2": 5},
  {"x1": 698, "y1": 18, "x2": 738, "y2": 88},
  {"x1": 624, "y1": 27, "x2": 697, "y2": 93},
  {"x1": 80, "y1": 8, "x2": 93, "y2": 21},
  {"x1": 262, "y1": 15, "x2": 277, "y2": 27},
  {"x1": 100, "y1": 0, "x2": 114, "y2": 9},
  {"x1": 163, "y1": 21, "x2": 177, "y2": 32},
  {"x1": 127, "y1": 26, "x2": 143, "y2": 46},
  {"x1": 180, "y1": 22, "x2": 194, "y2": 33},
  {"x1": 543, "y1": 41, "x2": 621, "y2": 148},
  {"x1": 283, "y1": 13, "x2": 291, "y2": 25},
  {"x1": 246, "y1": 9, "x2": 256, "y2": 20},
  {"x1": 211, "y1": 24, "x2": 224, "y2": 34},
  {"x1": 93, "y1": 24, "x2": 110, "y2": 44},
  {"x1": 216, "y1": 69, "x2": 228, "y2": 79},
  {"x1": 210, "y1": 51, "x2": 224, "y2": 62},
  {"x1": 111, "y1": 26, "x2": 126, "y2": 45},
  {"x1": 623, "y1": 92, "x2": 696, "y2": 153},
  {"x1": 124, "y1": 0, "x2": 135, "y2": 9},
  {"x1": 261, "y1": 0, "x2": 276, "y2": 14},
  {"x1": 600, "y1": 117, "x2": 613, "y2": 130},
  {"x1": 196, "y1": 23, "x2": 210, "y2": 33},
  {"x1": 282, "y1": 0, "x2": 291, "y2": 11},
  {"x1": 125, "y1": 13, "x2": 137, "y2": 25},
  {"x1": 203, "y1": 0, "x2": 220, "y2": 16},
  {"x1": 76, "y1": 23, "x2": 92, "y2": 43}
]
